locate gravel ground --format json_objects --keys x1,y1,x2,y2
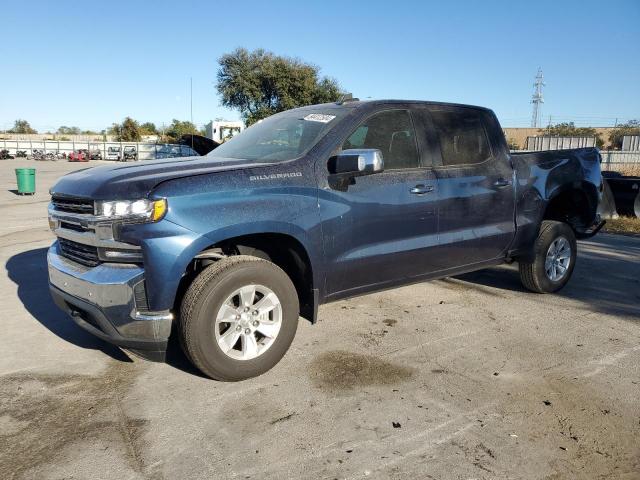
[{"x1": 1, "y1": 159, "x2": 639, "y2": 480}]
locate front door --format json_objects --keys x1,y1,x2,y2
[{"x1": 319, "y1": 108, "x2": 440, "y2": 298}]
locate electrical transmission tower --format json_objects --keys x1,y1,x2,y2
[{"x1": 530, "y1": 68, "x2": 545, "y2": 128}]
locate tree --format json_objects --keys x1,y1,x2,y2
[
  {"x1": 163, "y1": 119, "x2": 199, "y2": 143},
  {"x1": 109, "y1": 117, "x2": 141, "y2": 141},
  {"x1": 608, "y1": 120, "x2": 640, "y2": 150},
  {"x1": 540, "y1": 122, "x2": 604, "y2": 148},
  {"x1": 8, "y1": 119, "x2": 37, "y2": 134},
  {"x1": 140, "y1": 122, "x2": 158, "y2": 136},
  {"x1": 216, "y1": 48, "x2": 341, "y2": 125},
  {"x1": 506, "y1": 137, "x2": 520, "y2": 150},
  {"x1": 57, "y1": 126, "x2": 80, "y2": 135}
]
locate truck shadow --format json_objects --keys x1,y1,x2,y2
[
  {"x1": 5, "y1": 248, "x2": 132, "y2": 362},
  {"x1": 455, "y1": 237, "x2": 640, "y2": 320},
  {"x1": 6, "y1": 247, "x2": 206, "y2": 376}
]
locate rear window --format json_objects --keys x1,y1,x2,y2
[{"x1": 429, "y1": 109, "x2": 491, "y2": 166}]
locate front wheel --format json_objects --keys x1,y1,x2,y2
[
  {"x1": 179, "y1": 255, "x2": 299, "y2": 381},
  {"x1": 519, "y1": 220, "x2": 577, "y2": 293}
]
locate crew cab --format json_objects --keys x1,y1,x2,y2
[{"x1": 47, "y1": 100, "x2": 604, "y2": 380}]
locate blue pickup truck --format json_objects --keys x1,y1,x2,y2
[{"x1": 47, "y1": 100, "x2": 604, "y2": 380}]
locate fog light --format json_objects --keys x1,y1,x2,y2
[{"x1": 99, "y1": 248, "x2": 143, "y2": 262}]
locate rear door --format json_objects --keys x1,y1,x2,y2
[
  {"x1": 320, "y1": 108, "x2": 440, "y2": 297},
  {"x1": 426, "y1": 106, "x2": 515, "y2": 269}
]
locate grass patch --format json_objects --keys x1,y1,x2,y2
[
  {"x1": 603, "y1": 216, "x2": 640, "y2": 235},
  {"x1": 603, "y1": 164, "x2": 640, "y2": 177}
]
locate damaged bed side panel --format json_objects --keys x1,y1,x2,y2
[{"x1": 509, "y1": 147, "x2": 603, "y2": 258}]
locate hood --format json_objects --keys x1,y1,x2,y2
[{"x1": 50, "y1": 156, "x2": 272, "y2": 200}]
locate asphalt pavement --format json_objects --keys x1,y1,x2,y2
[{"x1": 1, "y1": 159, "x2": 638, "y2": 479}]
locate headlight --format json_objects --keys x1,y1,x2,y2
[{"x1": 96, "y1": 198, "x2": 167, "y2": 222}]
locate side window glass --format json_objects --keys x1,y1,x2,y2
[
  {"x1": 429, "y1": 109, "x2": 491, "y2": 166},
  {"x1": 342, "y1": 110, "x2": 420, "y2": 170}
]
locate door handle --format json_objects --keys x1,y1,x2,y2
[
  {"x1": 410, "y1": 184, "x2": 434, "y2": 195},
  {"x1": 493, "y1": 178, "x2": 511, "y2": 188}
]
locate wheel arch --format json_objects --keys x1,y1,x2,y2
[
  {"x1": 176, "y1": 229, "x2": 319, "y2": 324},
  {"x1": 542, "y1": 182, "x2": 598, "y2": 233}
]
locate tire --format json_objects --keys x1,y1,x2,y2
[
  {"x1": 519, "y1": 220, "x2": 577, "y2": 294},
  {"x1": 179, "y1": 255, "x2": 299, "y2": 381}
]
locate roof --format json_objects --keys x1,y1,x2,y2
[{"x1": 291, "y1": 99, "x2": 493, "y2": 113}]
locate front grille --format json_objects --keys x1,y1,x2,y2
[
  {"x1": 52, "y1": 196, "x2": 94, "y2": 214},
  {"x1": 58, "y1": 238, "x2": 100, "y2": 267}
]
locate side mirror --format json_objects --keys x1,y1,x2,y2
[{"x1": 328, "y1": 149, "x2": 384, "y2": 176}]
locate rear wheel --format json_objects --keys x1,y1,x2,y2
[
  {"x1": 179, "y1": 255, "x2": 299, "y2": 381},
  {"x1": 519, "y1": 220, "x2": 577, "y2": 293}
]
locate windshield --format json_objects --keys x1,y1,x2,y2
[{"x1": 208, "y1": 108, "x2": 345, "y2": 162}]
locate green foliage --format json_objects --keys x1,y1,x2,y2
[
  {"x1": 109, "y1": 117, "x2": 141, "y2": 142},
  {"x1": 506, "y1": 137, "x2": 520, "y2": 150},
  {"x1": 608, "y1": 120, "x2": 640, "y2": 150},
  {"x1": 8, "y1": 119, "x2": 37, "y2": 134},
  {"x1": 216, "y1": 48, "x2": 341, "y2": 126},
  {"x1": 140, "y1": 122, "x2": 158, "y2": 135},
  {"x1": 539, "y1": 122, "x2": 604, "y2": 148},
  {"x1": 163, "y1": 119, "x2": 199, "y2": 143},
  {"x1": 57, "y1": 126, "x2": 80, "y2": 135}
]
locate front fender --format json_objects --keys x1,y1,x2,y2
[
  {"x1": 118, "y1": 219, "x2": 214, "y2": 311},
  {"x1": 118, "y1": 184, "x2": 323, "y2": 311}
]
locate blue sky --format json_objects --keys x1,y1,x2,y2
[{"x1": 1, "y1": 0, "x2": 638, "y2": 132}]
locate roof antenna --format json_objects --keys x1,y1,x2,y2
[{"x1": 336, "y1": 93, "x2": 359, "y2": 105}]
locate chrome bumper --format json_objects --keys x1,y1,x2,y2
[{"x1": 47, "y1": 243, "x2": 173, "y2": 354}]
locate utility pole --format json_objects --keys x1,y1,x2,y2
[
  {"x1": 530, "y1": 68, "x2": 545, "y2": 128},
  {"x1": 190, "y1": 77, "x2": 194, "y2": 149}
]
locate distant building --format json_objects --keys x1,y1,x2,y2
[{"x1": 205, "y1": 121, "x2": 244, "y2": 143}]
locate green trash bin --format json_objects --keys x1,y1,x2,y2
[{"x1": 15, "y1": 168, "x2": 36, "y2": 195}]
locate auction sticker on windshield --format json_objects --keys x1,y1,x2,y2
[{"x1": 303, "y1": 113, "x2": 336, "y2": 123}]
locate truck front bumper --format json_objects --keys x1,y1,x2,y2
[{"x1": 47, "y1": 243, "x2": 173, "y2": 360}]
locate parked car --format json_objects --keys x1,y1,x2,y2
[
  {"x1": 155, "y1": 144, "x2": 198, "y2": 159},
  {"x1": 179, "y1": 134, "x2": 219, "y2": 155},
  {"x1": 47, "y1": 100, "x2": 603, "y2": 381},
  {"x1": 89, "y1": 149, "x2": 102, "y2": 160},
  {"x1": 123, "y1": 146, "x2": 137, "y2": 161},
  {"x1": 32, "y1": 149, "x2": 47, "y2": 161},
  {"x1": 106, "y1": 146, "x2": 122, "y2": 161},
  {"x1": 68, "y1": 150, "x2": 88, "y2": 162}
]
